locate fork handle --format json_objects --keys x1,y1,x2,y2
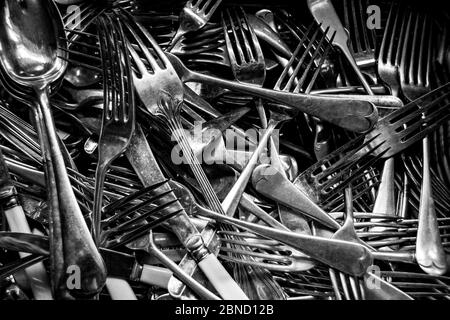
[
  {"x1": 35, "y1": 88, "x2": 107, "y2": 298},
  {"x1": 197, "y1": 207, "x2": 373, "y2": 276},
  {"x1": 416, "y1": 137, "x2": 448, "y2": 275},
  {"x1": 184, "y1": 70, "x2": 378, "y2": 133}
]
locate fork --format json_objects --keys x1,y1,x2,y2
[
  {"x1": 218, "y1": 230, "x2": 315, "y2": 273},
  {"x1": 233, "y1": 8, "x2": 319, "y2": 246},
  {"x1": 307, "y1": 0, "x2": 374, "y2": 95},
  {"x1": 340, "y1": 0, "x2": 377, "y2": 82},
  {"x1": 170, "y1": 179, "x2": 372, "y2": 276},
  {"x1": 221, "y1": 5, "x2": 270, "y2": 178},
  {"x1": 377, "y1": 2, "x2": 404, "y2": 98},
  {"x1": 311, "y1": 0, "x2": 397, "y2": 220},
  {"x1": 215, "y1": 10, "x2": 297, "y2": 292},
  {"x1": 59, "y1": 3, "x2": 105, "y2": 77},
  {"x1": 164, "y1": 51, "x2": 378, "y2": 133},
  {"x1": 167, "y1": 0, "x2": 223, "y2": 50},
  {"x1": 371, "y1": 1, "x2": 408, "y2": 230},
  {"x1": 118, "y1": 10, "x2": 248, "y2": 300},
  {"x1": 323, "y1": 187, "x2": 415, "y2": 300},
  {"x1": 222, "y1": 7, "x2": 266, "y2": 86},
  {"x1": 398, "y1": 10, "x2": 448, "y2": 276},
  {"x1": 171, "y1": 23, "x2": 230, "y2": 67},
  {"x1": 294, "y1": 82, "x2": 450, "y2": 208},
  {"x1": 91, "y1": 14, "x2": 135, "y2": 245}
]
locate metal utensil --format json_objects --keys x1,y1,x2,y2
[
  {"x1": 0, "y1": 0, "x2": 106, "y2": 299},
  {"x1": 168, "y1": 0, "x2": 223, "y2": 50},
  {"x1": 92, "y1": 13, "x2": 135, "y2": 245}
]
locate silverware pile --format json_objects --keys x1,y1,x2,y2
[{"x1": 0, "y1": 0, "x2": 449, "y2": 300}]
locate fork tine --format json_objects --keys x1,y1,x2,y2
[
  {"x1": 388, "y1": 85, "x2": 450, "y2": 125},
  {"x1": 62, "y1": 2, "x2": 91, "y2": 21},
  {"x1": 218, "y1": 253, "x2": 289, "y2": 272},
  {"x1": 349, "y1": 276, "x2": 361, "y2": 300},
  {"x1": 283, "y1": 25, "x2": 323, "y2": 92},
  {"x1": 120, "y1": 17, "x2": 160, "y2": 71},
  {"x1": 317, "y1": 135, "x2": 382, "y2": 179},
  {"x1": 63, "y1": 3, "x2": 92, "y2": 29},
  {"x1": 201, "y1": 0, "x2": 214, "y2": 14},
  {"x1": 222, "y1": 8, "x2": 245, "y2": 65},
  {"x1": 243, "y1": 8, "x2": 263, "y2": 64},
  {"x1": 103, "y1": 179, "x2": 169, "y2": 213},
  {"x1": 348, "y1": 0, "x2": 361, "y2": 53},
  {"x1": 410, "y1": 13, "x2": 421, "y2": 85},
  {"x1": 97, "y1": 15, "x2": 112, "y2": 118},
  {"x1": 322, "y1": 160, "x2": 384, "y2": 206},
  {"x1": 339, "y1": 272, "x2": 352, "y2": 300},
  {"x1": 209, "y1": 0, "x2": 222, "y2": 14},
  {"x1": 295, "y1": 30, "x2": 335, "y2": 93},
  {"x1": 204, "y1": 0, "x2": 221, "y2": 19},
  {"x1": 400, "y1": 111, "x2": 450, "y2": 148},
  {"x1": 361, "y1": 0, "x2": 374, "y2": 53},
  {"x1": 108, "y1": 209, "x2": 184, "y2": 249},
  {"x1": 220, "y1": 235, "x2": 281, "y2": 251},
  {"x1": 396, "y1": 97, "x2": 450, "y2": 139},
  {"x1": 399, "y1": 9, "x2": 413, "y2": 85},
  {"x1": 235, "y1": 7, "x2": 254, "y2": 62},
  {"x1": 111, "y1": 198, "x2": 179, "y2": 232},
  {"x1": 220, "y1": 246, "x2": 291, "y2": 264},
  {"x1": 379, "y1": 2, "x2": 396, "y2": 64},
  {"x1": 329, "y1": 268, "x2": 343, "y2": 300},
  {"x1": 104, "y1": 189, "x2": 176, "y2": 226},
  {"x1": 119, "y1": 9, "x2": 170, "y2": 68},
  {"x1": 111, "y1": 15, "x2": 129, "y2": 121},
  {"x1": 107, "y1": 15, "x2": 122, "y2": 122},
  {"x1": 275, "y1": 22, "x2": 314, "y2": 90},
  {"x1": 122, "y1": 35, "x2": 147, "y2": 75},
  {"x1": 425, "y1": 17, "x2": 433, "y2": 88}
]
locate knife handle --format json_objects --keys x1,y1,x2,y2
[
  {"x1": 198, "y1": 254, "x2": 249, "y2": 300},
  {"x1": 106, "y1": 278, "x2": 137, "y2": 300},
  {"x1": 139, "y1": 265, "x2": 172, "y2": 289},
  {"x1": 1, "y1": 186, "x2": 53, "y2": 300}
]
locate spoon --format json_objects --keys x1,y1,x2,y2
[
  {"x1": 64, "y1": 66, "x2": 101, "y2": 88},
  {"x1": 0, "y1": 0, "x2": 106, "y2": 298}
]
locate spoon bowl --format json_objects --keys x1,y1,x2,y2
[{"x1": 0, "y1": 0, "x2": 67, "y2": 89}]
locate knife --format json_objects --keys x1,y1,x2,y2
[
  {"x1": 0, "y1": 232, "x2": 170, "y2": 290},
  {"x1": 125, "y1": 124, "x2": 245, "y2": 300},
  {"x1": 0, "y1": 147, "x2": 53, "y2": 300},
  {"x1": 100, "y1": 248, "x2": 173, "y2": 289}
]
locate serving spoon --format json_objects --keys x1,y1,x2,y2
[{"x1": 0, "y1": 0, "x2": 106, "y2": 299}]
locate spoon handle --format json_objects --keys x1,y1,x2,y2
[
  {"x1": 185, "y1": 69, "x2": 377, "y2": 133},
  {"x1": 35, "y1": 88, "x2": 106, "y2": 298},
  {"x1": 416, "y1": 136, "x2": 448, "y2": 275}
]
